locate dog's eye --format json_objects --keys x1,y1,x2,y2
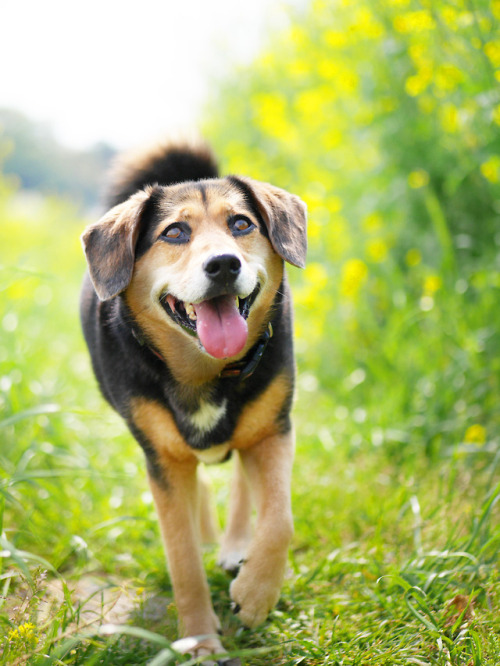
[
  {"x1": 229, "y1": 215, "x2": 255, "y2": 236},
  {"x1": 160, "y1": 223, "x2": 191, "y2": 244}
]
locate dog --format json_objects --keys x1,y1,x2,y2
[{"x1": 80, "y1": 139, "x2": 307, "y2": 659}]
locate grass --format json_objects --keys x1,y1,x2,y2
[
  {"x1": 3, "y1": 1, "x2": 500, "y2": 660},
  {"x1": 0, "y1": 186, "x2": 499, "y2": 665}
]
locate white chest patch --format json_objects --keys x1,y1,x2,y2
[
  {"x1": 189, "y1": 399, "x2": 227, "y2": 433},
  {"x1": 195, "y1": 443, "x2": 231, "y2": 465}
]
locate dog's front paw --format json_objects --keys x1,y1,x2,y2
[
  {"x1": 172, "y1": 635, "x2": 233, "y2": 664},
  {"x1": 229, "y1": 563, "x2": 283, "y2": 628}
]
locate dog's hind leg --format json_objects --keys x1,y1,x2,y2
[
  {"x1": 148, "y1": 460, "x2": 224, "y2": 657},
  {"x1": 197, "y1": 468, "x2": 219, "y2": 545},
  {"x1": 218, "y1": 451, "x2": 253, "y2": 575}
]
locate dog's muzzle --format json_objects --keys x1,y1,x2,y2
[{"x1": 160, "y1": 258, "x2": 260, "y2": 360}]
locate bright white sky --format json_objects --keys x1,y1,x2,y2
[{"x1": 1, "y1": 0, "x2": 302, "y2": 149}]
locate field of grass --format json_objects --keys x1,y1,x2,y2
[
  {"x1": 0, "y1": 176, "x2": 499, "y2": 665},
  {"x1": 1, "y1": 0, "x2": 500, "y2": 662}
]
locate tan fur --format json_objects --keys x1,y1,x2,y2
[
  {"x1": 81, "y1": 157, "x2": 306, "y2": 657},
  {"x1": 130, "y1": 371, "x2": 290, "y2": 463},
  {"x1": 218, "y1": 452, "x2": 253, "y2": 572},
  {"x1": 230, "y1": 373, "x2": 292, "y2": 451},
  {"x1": 125, "y1": 181, "x2": 284, "y2": 385},
  {"x1": 197, "y1": 471, "x2": 219, "y2": 544},
  {"x1": 148, "y1": 467, "x2": 224, "y2": 657},
  {"x1": 230, "y1": 431, "x2": 294, "y2": 627},
  {"x1": 132, "y1": 391, "x2": 294, "y2": 643},
  {"x1": 131, "y1": 397, "x2": 195, "y2": 464}
]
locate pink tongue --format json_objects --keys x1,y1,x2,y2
[{"x1": 194, "y1": 296, "x2": 248, "y2": 359}]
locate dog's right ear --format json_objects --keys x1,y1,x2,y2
[{"x1": 81, "y1": 188, "x2": 153, "y2": 301}]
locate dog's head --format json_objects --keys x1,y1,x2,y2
[{"x1": 81, "y1": 177, "x2": 307, "y2": 361}]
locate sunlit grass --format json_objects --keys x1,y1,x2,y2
[
  {"x1": 1, "y1": 0, "x2": 500, "y2": 659},
  {"x1": 1, "y1": 180, "x2": 499, "y2": 664}
]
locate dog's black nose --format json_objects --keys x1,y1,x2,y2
[{"x1": 203, "y1": 254, "x2": 241, "y2": 284}]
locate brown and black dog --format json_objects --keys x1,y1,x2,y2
[{"x1": 80, "y1": 140, "x2": 307, "y2": 659}]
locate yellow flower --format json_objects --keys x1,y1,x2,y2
[
  {"x1": 424, "y1": 275, "x2": 442, "y2": 294},
  {"x1": 408, "y1": 43, "x2": 427, "y2": 65},
  {"x1": 408, "y1": 169, "x2": 429, "y2": 189},
  {"x1": 324, "y1": 29, "x2": 348, "y2": 49},
  {"x1": 336, "y1": 69, "x2": 360, "y2": 94},
  {"x1": 341, "y1": 259, "x2": 368, "y2": 299},
  {"x1": 435, "y1": 63, "x2": 463, "y2": 92},
  {"x1": 289, "y1": 59, "x2": 310, "y2": 80},
  {"x1": 362, "y1": 211, "x2": 383, "y2": 232},
  {"x1": 351, "y1": 7, "x2": 384, "y2": 39},
  {"x1": 253, "y1": 93, "x2": 297, "y2": 143},
  {"x1": 406, "y1": 248, "x2": 422, "y2": 267},
  {"x1": 440, "y1": 7, "x2": 459, "y2": 28},
  {"x1": 318, "y1": 60, "x2": 338, "y2": 81},
  {"x1": 323, "y1": 127, "x2": 343, "y2": 149},
  {"x1": 289, "y1": 26, "x2": 307, "y2": 48},
  {"x1": 439, "y1": 103, "x2": 460, "y2": 134},
  {"x1": 485, "y1": 41, "x2": 500, "y2": 68},
  {"x1": 480, "y1": 156, "x2": 500, "y2": 183},
  {"x1": 464, "y1": 424, "x2": 486, "y2": 445},
  {"x1": 405, "y1": 59, "x2": 433, "y2": 97},
  {"x1": 394, "y1": 10, "x2": 435, "y2": 34},
  {"x1": 8, "y1": 622, "x2": 38, "y2": 647},
  {"x1": 295, "y1": 87, "x2": 330, "y2": 124},
  {"x1": 405, "y1": 73, "x2": 429, "y2": 97},
  {"x1": 366, "y1": 239, "x2": 389, "y2": 263},
  {"x1": 305, "y1": 262, "x2": 328, "y2": 290}
]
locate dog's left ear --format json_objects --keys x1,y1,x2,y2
[
  {"x1": 81, "y1": 188, "x2": 152, "y2": 301},
  {"x1": 239, "y1": 178, "x2": 307, "y2": 268}
]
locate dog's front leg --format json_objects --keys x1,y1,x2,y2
[
  {"x1": 230, "y1": 431, "x2": 294, "y2": 628},
  {"x1": 148, "y1": 460, "x2": 223, "y2": 657}
]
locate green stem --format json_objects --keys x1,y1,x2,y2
[{"x1": 424, "y1": 188, "x2": 456, "y2": 274}]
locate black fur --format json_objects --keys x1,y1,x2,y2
[
  {"x1": 106, "y1": 145, "x2": 218, "y2": 208},
  {"x1": 80, "y1": 144, "x2": 298, "y2": 485},
  {"x1": 80, "y1": 271, "x2": 294, "y2": 473}
]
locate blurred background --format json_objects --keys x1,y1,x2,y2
[{"x1": 1, "y1": 0, "x2": 499, "y2": 662}]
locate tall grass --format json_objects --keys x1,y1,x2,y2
[
  {"x1": 1, "y1": 0, "x2": 500, "y2": 661},
  {"x1": 1, "y1": 168, "x2": 498, "y2": 665}
]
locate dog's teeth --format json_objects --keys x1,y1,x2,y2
[
  {"x1": 165, "y1": 295, "x2": 176, "y2": 312},
  {"x1": 185, "y1": 303, "x2": 197, "y2": 321}
]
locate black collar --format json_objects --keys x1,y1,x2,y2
[
  {"x1": 219, "y1": 323, "x2": 273, "y2": 381},
  {"x1": 131, "y1": 323, "x2": 273, "y2": 383}
]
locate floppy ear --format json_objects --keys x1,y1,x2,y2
[
  {"x1": 81, "y1": 188, "x2": 152, "y2": 301},
  {"x1": 239, "y1": 177, "x2": 307, "y2": 268}
]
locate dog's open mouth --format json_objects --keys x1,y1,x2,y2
[{"x1": 160, "y1": 286, "x2": 260, "y2": 359}]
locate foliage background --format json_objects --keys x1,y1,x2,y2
[
  {"x1": 1, "y1": 0, "x2": 499, "y2": 663},
  {"x1": 204, "y1": 0, "x2": 500, "y2": 456}
]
